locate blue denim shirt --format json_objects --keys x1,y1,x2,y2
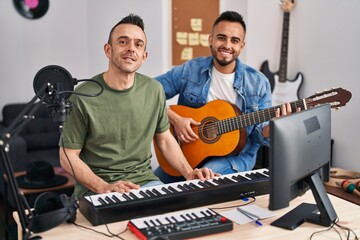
[{"x1": 155, "y1": 56, "x2": 272, "y2": 171}]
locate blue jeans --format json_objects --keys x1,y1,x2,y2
[
  {"x1": 154, "y1": 156, "x2": 250, "y2": 184},
  {"x1": 141, "y1": 180, "x2": 164, "y2": 188}
]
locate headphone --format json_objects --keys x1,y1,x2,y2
[{"x1": 28, "y1": 192, "x2": 78, "y2": 233}]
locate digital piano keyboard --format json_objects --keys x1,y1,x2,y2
[
  {"x1": 128, "y1": 207, "x2": 233, "y2": 240},
  {"x1": 79, "y1": 168, "x2": 269, "y2": 226}
]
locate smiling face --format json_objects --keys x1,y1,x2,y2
[
  {"x1": 209, "y1": 21, "x2": 246, "y2": 73},
  {"x1": 105, "y1": 23, "x2": 148, "y2": 74}
]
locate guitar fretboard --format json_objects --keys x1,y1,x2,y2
[
  {"x1": 216, "y1": 98, "x2": 307, "y2": 135},
  {"x1": 279, "y1": 12, "x2": 291, "y2": 82}
]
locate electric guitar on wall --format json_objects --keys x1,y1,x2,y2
[
  {"x1": 261, "y1": 0, "x2": 303, "y2": 106},
  {"x1": 154, "y1": 88, "x2": 352, "y2": 176}
]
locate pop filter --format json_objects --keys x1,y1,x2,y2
[{"x1": 33, "y1": 65, "x2": 76, "y2": 103}]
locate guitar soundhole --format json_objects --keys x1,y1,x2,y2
[{"x1": 199, "y1": 117, "x2": 220, "y2": 144}]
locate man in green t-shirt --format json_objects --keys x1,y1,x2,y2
[{"x1": 59, "y1": 14, "x2": 218, "y2": 198}]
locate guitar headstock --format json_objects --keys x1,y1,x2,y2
[
  {"x1": 279, "y1": 0, "x2": 296, "y2": 12},
  {"x1": 307, "y1": 88, "x2": 352, "y2": 110}
]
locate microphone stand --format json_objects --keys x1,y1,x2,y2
[{"x1": 0, "y1": 83, "x2": 54, "y2": 240}]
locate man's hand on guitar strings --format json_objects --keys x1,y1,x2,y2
[
  {"x1": 185, "y1": 167, "x2": 220, "y2": 181},
  {"x1": 174, "y1": 116, "x2": 200, "y2": 143}
]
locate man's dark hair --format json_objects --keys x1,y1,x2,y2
[
  {"x1": 213, "y1": 11, "x2": 246, "y2": 33},
  {"x1": 107, "y1": 13, "x2": 145, "y2": 44}
]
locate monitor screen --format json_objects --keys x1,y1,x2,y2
[{"x1": 268, "y1": 104, "x2": 337, "y2": 230}]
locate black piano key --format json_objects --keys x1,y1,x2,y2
[
  {"x1": 205, "y1": 209, "x2": 215, "y2": 216},
  {"x1": 168, "y1": 186, "x2": 179, "y2": 193},
  {"x1": 98, "y1": 197, "x2": 107, "y2": 205},
  {"x1": 254, "y1": 172, "x2": 267, "y2": 178},
  {"x1": 152, "y1": 188, "x2": 163, "y2": 196},
  {"x1": 144, "y1": 220, "x2": 151, "y2": 227},
  {"x1": 111, "y1": 195, "x2": 122, "y2": 203},
  {"x1": 212, "y1": 178, "x2": 225, "y2": 185},
  {"x1": 231, "y1": 175, "x2": 243, "y2": 182},
  {"x1": 203, "y1": 180, "x2": 216, "y2": 187},
  {"x1": 105, "y1": 196, "x2": 115, "y2": 204},
  {"x1": 192, "y1": 212, "x2": 201, "y2": 219},
  {"x1": 139, "y1": 190, "x2": 150, "y2": 198},
  {"x1": 182, "y1": 184, "x2": 194, "y2": 191},
  {"x1": 150, "y1": 219, "x2": 157, "y2": 226},
  {"x1": 200, "y1": 210, "x2": 209, "y2": 217},
  {"x1": 129, "y1": 192, "x2": 139, "y2": 200},
  {"x1": 177, "y1": 184, "x2": 190, "y2": 191},
  {"x1": 189, "y1": 183, "x2": 201, "y2": 189},
  {"x1": 161, "y1": 186, "x2": 173, "y2": 194},
  {"x1": 180, "y1": 214, "x2": 189, "y2": 221},
  {"x1": 247, "y1": 172, "x2": 263, "y2": 180},
  {"x1": 186, "y1": 213, "x2": 194, "y2": 220},
  {"x1": 171, "y1": 216, "x2": 178, "y2": 223},
  {"x1": 222, "y1": 177, "x2": 235, "y2": 184},
  {"x1": 122, "y1": 193, "x2": 133, "y2": 201},
  {"x1": 146, "y1": 189, "x2": 157, "y2": 197},
  {"x1": 198, "y1": 181, "x2": 210, "y2": 188}
]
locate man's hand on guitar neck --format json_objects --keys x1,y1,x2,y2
[
  {"x1": 262, "y1": 102, "x2": 301, "y2": 138},
  {"x1": 168, "y1": 109, "x2": 200, "y2": 143}
]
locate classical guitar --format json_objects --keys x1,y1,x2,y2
[
  {"x1": 260, "y1": 0, "x2": 303, "y2": 106},
  {"x1": 154, "y1": 88, "x2": 351, "y2": 176}
]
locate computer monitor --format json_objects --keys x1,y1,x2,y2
[{"x1": 268, "y1": 104, "x2": 337, "y2": 230}]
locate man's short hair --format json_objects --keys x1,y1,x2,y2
[
  {"x1": 107, "y1": 13, "x2": 145, "y2": 44},
  {"x1": 213, "y1": 11, "x2": 246, "y2": 33}
]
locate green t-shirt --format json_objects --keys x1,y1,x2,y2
[{"x1": 60, "y1": 73, "x2": 170, "y2": 198}]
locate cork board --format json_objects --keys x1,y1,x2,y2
[{"x1": 172, "y1": 0, "x2": 219, "y2": 66}]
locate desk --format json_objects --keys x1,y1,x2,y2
[{"x1": 13, "y1": 191, "x2": 360, "y2": 240}]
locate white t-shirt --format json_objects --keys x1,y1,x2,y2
[{"x1": 207, "y1": 66, "x2": 237, "y2": 103}]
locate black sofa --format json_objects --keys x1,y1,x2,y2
[
  {"x1": 0, "y1": 102, "x2": 61, "y2": 206},
  {"x1": 0, "y1": 102, "x2": 61, "y2": 172}
]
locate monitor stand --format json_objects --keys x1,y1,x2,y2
[{"x1": 271, "y1": 173, "x2": 337, "y2": 230}]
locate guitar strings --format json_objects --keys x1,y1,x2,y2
[{"x1": 176, "y1": 101, "x2": 306, "y2": 138}]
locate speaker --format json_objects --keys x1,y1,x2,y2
[{"x1": 28, "y1": 192, "x2": 78, "y2": 233}]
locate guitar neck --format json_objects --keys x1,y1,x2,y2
[
  {"x1": 278, "y1": 11, "x2": 290, "y2": 82},
  {"x1": 217, "y1": 98, "x2": 306, "y2": 135}
]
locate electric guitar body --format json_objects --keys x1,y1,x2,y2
[{"x1": 261, "y1": 60, "x2": 303, "y2": 106}]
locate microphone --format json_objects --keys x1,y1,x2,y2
[{"x1": 33, "y1": 65, "x2": 78, "y2": 125}]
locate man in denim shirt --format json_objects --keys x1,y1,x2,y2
[{"x1": 154, "y1": 11, "x2": 292, "y2": 183}]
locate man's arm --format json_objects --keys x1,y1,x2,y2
[
  {"x1": 154, "y1": 129, "x2": 218, "y2": 180},
  {"x1": 59, "y1": 147, "x2": 139, "y2": 194}
]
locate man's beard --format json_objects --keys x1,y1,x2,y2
[{"x1": 210, "y1": 46, "x2": 236, "y2": 67}]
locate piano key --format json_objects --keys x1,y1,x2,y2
[
  {"x1": 168, "y1": 186, "x2": 180, "y2": 193},
  {"x1": 145, "y1": 189, "x2": 157, "y2": 197},
  {"x1": 139, "y1": 190, "x2": 151, "y2": 198},
  {"x1": 111, "y1": 194, "x2": 122, "y2": 203},
  {"x1": 129, "y1": 192, "x2": 140, "y2": 200},
  {"x1": 122, "y1": 193, "x2": 133, "y2": 201},
  {"x1": 80, "y1": 169, "x2": 270, "y2": 226},
  {"x1": 151, "y1": 188, "x2": 163, "y2": 197},
  {"x1": 104, "y1": 196, "x2": 114, "y2": 204},
  {"x1": 98, "y1": 197, "x2": 107, "y2": 205},
  {"x1": 177, "y1": 184, "x2": 189, "y2": 191}
]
